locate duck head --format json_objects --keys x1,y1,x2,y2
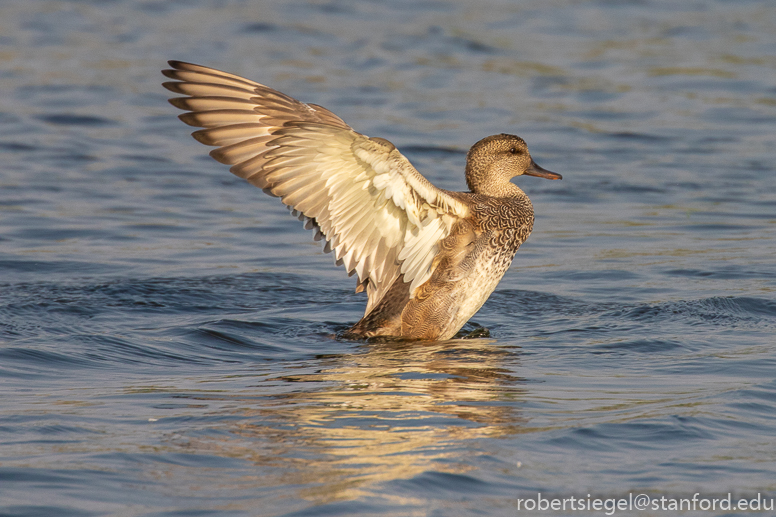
[{"x1": 465, "y1": 133, "x2": 561, "y2": 197}]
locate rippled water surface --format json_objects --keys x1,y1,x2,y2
[{"x1": 2, "y1": 1, "x2": 776, "y2": 516}]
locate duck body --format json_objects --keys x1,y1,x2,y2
[
  {"x1": 347, "y1": 192, "x2": 534, "y2": 340},
  {"x1": 162, "y1": 61, "x2": 561, "y2": 341}
]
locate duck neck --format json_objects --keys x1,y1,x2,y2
[
  {"x1": 466, "y1": 169, "x2": 525, "y2": 198},
  {"x1": 485, "y1": 181, "x2": 525, "y2": 198}
]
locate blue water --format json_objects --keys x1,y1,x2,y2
[{"x1": 2, "y1": 1, "x2": 776, "y2": 516}]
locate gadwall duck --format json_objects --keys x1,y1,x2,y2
[{"x1": 162, "y1": 61, "x2": 561, "y2": 341}]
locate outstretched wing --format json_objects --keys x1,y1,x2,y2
[{"x1": 162, "y1": 61, "x2": 470, "y2": 315}]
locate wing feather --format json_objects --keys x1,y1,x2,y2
[
  {"x1": 163, "y1": 61, "x2": 470, "y2": 314},
  {"x1": 163, "y1": 81, "x2": 259, "y2": 100},
  {"x1": 211, "y1": 137, "x2": 273, "y2": 164},
  {"x1": 169, "y1": 96, "x2": 258, "y2": 111},
  {"x1": 179, "y1": 109, "x2": 266, "y2": 128},
  {"x1": 193, "y1": 124, "x2": 271, "y2": 146}
]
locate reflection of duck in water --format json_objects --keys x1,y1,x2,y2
[
  {"x1": 163, "y1": 61, "x2": 561, "y2": 340},
  {"x1": 168, "y1": 338, "x2": 526, "y2": 505}
]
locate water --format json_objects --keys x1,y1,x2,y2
[{"x1": 1, "y1": 0, "x2": 776, "y2": 515}]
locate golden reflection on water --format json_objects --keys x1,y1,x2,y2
[{"x1": 169, "y1": 338, "x2": 527, "y2": 503}]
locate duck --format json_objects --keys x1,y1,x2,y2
[{"x1": 162, "y1": 61, "x2": 561, "y2": 341}]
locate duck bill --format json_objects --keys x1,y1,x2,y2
[{"x1": 525, "y1": 160, "x2": 562, "y2": 180}]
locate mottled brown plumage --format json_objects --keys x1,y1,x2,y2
[{"x1": 162, "y1": 61, "x2": 561, "y2": 341}]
